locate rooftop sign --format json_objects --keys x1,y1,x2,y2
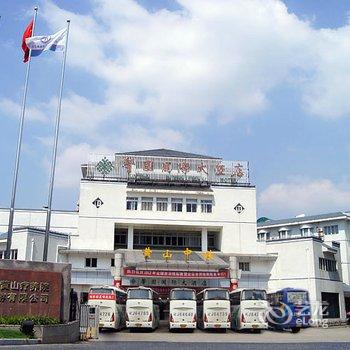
[{"x1": 82, "y1": 153, "x2": 250, "y2": 186}]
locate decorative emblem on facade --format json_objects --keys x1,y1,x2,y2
[
  {"x1": 96, "y1": 157, "x2": 114, "y2": 177},
  {"x1": 203, "y1": 250, "x2": 214, "y2": 262},
  {"x1": 183, "y1": 248, "x2": 192, "y2": 263},
  {"x1": 143, "y1": 247, "x2": 152, "y2": 261},
  {"x1": 234, "y1": 203, "x2": 245, "y2": 213},
  {"x1": 162, "y1": 250, "x2": 172, "y2": 262},
  {"x1": 92, "y1": 198, "x2": 104, "y2": 208}
]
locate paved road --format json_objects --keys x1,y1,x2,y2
[
  {"x1": 2, "y1": 326, "x2": 350, "y2": 349},
  {"x1": 97, "y1": 324, "x2": 350, "y2": 343},
  {"x1": 2, "y1": 342, "x2": 350, "y2": 350}
]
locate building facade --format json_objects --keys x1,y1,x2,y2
[
  {"x1": 0, "y1": 149, "x2": 347, "y2": 322},
  {"x1": 258, "y1": 212, "x2": 350, "y2": 320}
]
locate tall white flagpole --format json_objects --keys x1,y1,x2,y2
[
  {"x1": 43, "y1": 19, "x2": 70, "y2": 261},
  {"x1": 5, "y1": 7, "x2": 38, "y2": 260}
]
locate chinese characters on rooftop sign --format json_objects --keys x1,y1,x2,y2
[{"x1": 84, "y1": 154, "x2": 249, "y2": 186}]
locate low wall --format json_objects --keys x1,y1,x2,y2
[
  {"x1": 0, "y1": 321, "x2": 79, "y2": 344},
  {"x1": 35, "y1": 320, "x2": 79, "y2": 344},
  {"x1": 0, "y1": 260, "x2": 71, "y2": 322}
]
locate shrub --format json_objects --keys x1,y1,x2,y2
[{"x1": 0, "y1": 315, "x2": 59, "y2": 325}]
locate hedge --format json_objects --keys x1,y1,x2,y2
[{"x1": 0, "y1": 315, "x2": 59, "y2": 325}]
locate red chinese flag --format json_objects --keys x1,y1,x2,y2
[{"x1": 21, "y1": 20, "x2": 33, "y2": 63}]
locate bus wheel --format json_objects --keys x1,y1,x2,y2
[{"x1": 291, "y1": 328, "x2": 300, "y2": 333}]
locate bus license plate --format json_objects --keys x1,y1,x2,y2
[
  {"x1": 180, "y1": 324, "x2": 187, "y2": 328},
  {"x1": 135, "y1": 323, "x2": 142, "y2": 327},
  {"x1": 252, "y1": 325, "x2": 258, "y2": 328},
  {"x1": 214, "y1": 324, "x2": 221, "y2": 328}
]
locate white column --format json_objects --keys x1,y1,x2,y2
[
  {"x1": 113, "y1": 252, "x2": 123, "y2": 288},
  {"x1": 201, "y1": 228, "x2": 208, "y2": 252},
  {"x1": 229, "y1": 256, "x2": 239, "y2": 291},
  {"x1": 127, "y1": 225, "x2": 134, "y2": 250}
]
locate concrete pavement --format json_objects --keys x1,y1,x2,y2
[{"x1": 96, "y1": 324, "x2": 350, "y2": 343}]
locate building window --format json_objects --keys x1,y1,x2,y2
[
  {"x1": 208, "y1": 233, "x2": 217, "y2": 250},
  {"x1": 114, "y1": 230, "x2": 127, "y2": 249},
  {"x1": 85, "y1": 258, "x2": 97, "y2": 268},
  {"x1": 0, "y1": 249, "x2": 18, "y2": 260},
  {"x1": 300, "y1": 227, "x2": 314, "y2": 237},
  {"x1": 239, "y1": 262, "x2": 250, "y2": 271},
  {"x1": 171, "y1": 198, "x2": 183, "y2": 212},
  {"x1": 111, "y1": 258, "x2": 115, "y2": 267},
  {"x1": 156, "y1": 198, "x2": 168, "y2": 211},
  {"x1": 126, "y1": 197, "x2": 138, "y2": 210},
  {"x1": 133, "y1": 230, "x2": 202, "y2": 250},
  {"x1": 319, "y1": 257, "x2": 337, "y2": 272},
  {"x1": 278, "y1": 230, "x2": 289, "y2": 239},
  {"x1": 141, "y1": 197, "x2": 153, "y2": 211},
  {"x1": 324, "y1": 225, "x2": 339, "y2": 235},
  {"x1": 201, "y1": 200, "x2": 213, "y2": 213},
  {"x1": 257, "y1": 232, "x2": 269, "y2": 241},
  {"x1": 186, "y1": 199, "x2": 197, "y2": 213}
]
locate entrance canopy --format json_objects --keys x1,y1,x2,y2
[{"x1": 121, "y1": 250, "x2": 230, "y2": 295}]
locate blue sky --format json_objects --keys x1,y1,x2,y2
[{"x1": 1, "y1": 0, "x2": 350, "y2": 218}]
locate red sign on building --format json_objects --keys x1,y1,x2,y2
[
  {"x1": 0, "y1": 268, "x2": 62, "y2": 320},
  {"x1": 123, "y1": 268, "x2": 229, "y2": 279}
]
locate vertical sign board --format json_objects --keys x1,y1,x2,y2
[{"x1": 0, "y1": 268, "x2": 62, "y2": 320}]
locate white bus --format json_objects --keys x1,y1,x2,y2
[
  {"x1": 87, "y1": 285, "x2": 127, "y2": 331},
  {"x1": 197, "y1": 288, "x2": 231, "y2": 330},
  {"x1": 126, "y1": 287, "x2": 160, "y2": 330},
  {"x1": 169, "y1": 288, "x2": 197, "y2": 331},
  {"x1": 230, "y1": 288, "x2": 268, "y2": 333}
]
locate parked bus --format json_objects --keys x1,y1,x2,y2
[
  {"x1": 87, "y1": 285, "x2": 127, "y2": 331},
  {"x1": 126, "y1": 287, "x2": 160, "y2": 330},
  {"x1": 230, "y1": 288, "x2": 268, "y2": 332},
  {"x1": 169, "y1": 288, "x2": 197, "y2": 331},
  {"x1": 197, "y1": 288, "x2": 231, "y2": 330},
  {"x1": 267, "y1": 288, "x2": 311, "y2": 333}
]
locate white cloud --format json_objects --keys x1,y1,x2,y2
[
  {"x1": 36, "y1": 0, "x2": 350, "y2": 125},
  {"x1": 51, "y1": 125, "x2": 188, "y2": 188},
  {"x1": 258, "y1": 178, "x2": 350, "y2": 218},
  {"x1": 0, "y1": 98, "x2": 48, "y2": 122},
  {"x1": 53, "y1": 143, "x2": 114, "y2": 188}
]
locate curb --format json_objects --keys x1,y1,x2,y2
[{"x1": 0, "y1": 339, "x2": 41, "y2": 345}]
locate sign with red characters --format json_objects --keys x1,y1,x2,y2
[
  {"x1": 123, "y1": 268, "x2": 229, "y2": 279},
  {"x1": 88, "y1": 293, "x2": 116, "y2": 300}
]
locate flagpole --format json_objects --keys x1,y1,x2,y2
[
  {"x1": 43, "y1": 20, "x2": 70, "y2": 262},
  {"x1": 5, "y1": 6, "x2": 38, "y2": 260}
]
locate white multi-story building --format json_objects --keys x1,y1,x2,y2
[
  {"x1": 0, "y1": 149, "x2": 346, "y2": 322},
  {"x1": 258, "y1": 212, "x2": 350, "y2": 319}
]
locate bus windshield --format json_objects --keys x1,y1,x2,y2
[
  {"x1": 171, "y1": 290, "x2": 195, "y2": 301},
  {"x1": 128, "y1": 289, "x2": 152, "y2": 300},
  {"x1": 205, "y1": 290, "x2": 229, "y2": 300},
  {"x1": 242, "y1": 290, "x2": 266, "y2": 301},
  {"x1": 287, "y1": 291, "x2": 308, "y2": 304},
  {"x1": 90, "y1": 288, "x2": 114, "y2": 295}
]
